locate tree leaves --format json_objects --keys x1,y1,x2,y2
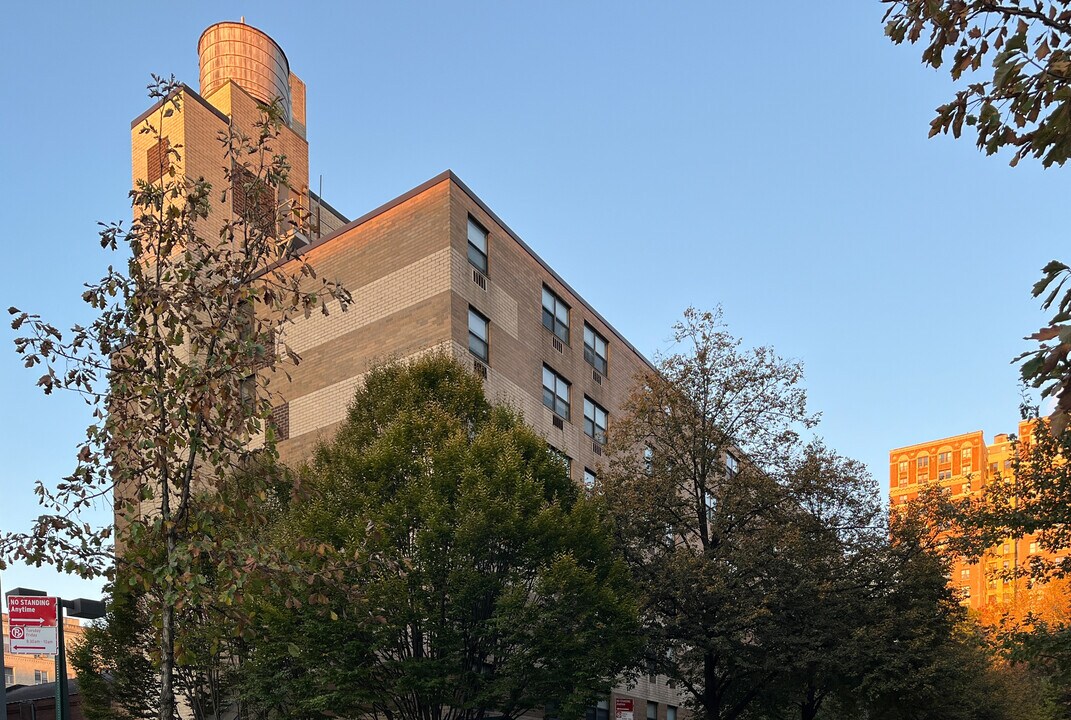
[
  {"x1": 884, "y1": 0, "x2": 1071, "y2": 167},
  {"x1": 241, "y1": 356, "x2": 639, "y2": 720},
  {"x1": 1, "y1": 75, "x2": 352, "y2": 720}
]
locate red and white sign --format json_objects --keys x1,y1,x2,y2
[
  {"x1": 615, "y1": 699, "x2": 635, "y2": 720},
  {"x1": 7, "y1": 595, "x2": 59, "y2": 655}
]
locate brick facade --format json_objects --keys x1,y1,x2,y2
[
  {"x1": 129, "y1": 20, "x2": 685, "y2": 714},
  {"x1": 890, "y1": 421, "x2": 1070, "y2": 616}
]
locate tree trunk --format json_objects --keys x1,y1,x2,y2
[
  {"x1": 703, "y1": 651, "x2": 721, "y2": 720},
  {"x1": 800, "y1": 684, "x2": 820, "y2": 720},
  {"x1": 159, "y1": 534, "x2": 176, "y2": 720}
]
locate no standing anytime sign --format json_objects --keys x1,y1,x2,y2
[{"x1": 7, "y1": 595, "x2": 59, "y2": 655}]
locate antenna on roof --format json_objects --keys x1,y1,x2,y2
[{"x1": 240, "y1": 16, "x2": 246, "y2": 24}]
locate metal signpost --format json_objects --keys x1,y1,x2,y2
[
  {"x1": 4, "y1": 587, "x2": 105, "y2": 720},
  {"x1": 1, "y1": 574, "x2": 6, "y2": 718}
]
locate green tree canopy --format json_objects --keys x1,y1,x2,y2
[
  {"x1": 241, "y1": 354, "x2": 640, "y2": 720},
  {"x1": 601, "y1": 307, "x2": 823, "y2": 720}
]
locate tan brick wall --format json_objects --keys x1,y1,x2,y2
[
  {"x1": 274, "y1": 180, "x2": 454, "y2": 461},
  {"x1": 279, "y1": 247, "x2": 452, "y2": 356},
  {"x1": 446, "y1": 180, "x2": 651, "y2": 485}
]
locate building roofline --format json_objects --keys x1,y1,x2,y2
[
  {"x1": 294, "y1": 170, "x2": 657, "y2": 373},
  {"x1": 130, "y1": 83, "x2": 230, "y2": 130},
  {"x1": 309, "y1": 189, "x2": 349, "y2": 224},
  {"x1": 890, "y1": 430, "x2": 988, "y2": 455}
]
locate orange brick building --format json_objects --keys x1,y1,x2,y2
[
  {"x1": 890, "y1": 421, "x2": 1069, "y2": 620},
  {"x1": 127, "y1": 20, "x2": 684, "y2": 717},
  {"x1": 2, "y1": 614, "x2": 83, "y2": 688}
]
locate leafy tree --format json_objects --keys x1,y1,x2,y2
[
  {"x1": 947, "y1": 417, "x2": 1071, "y2": 584},
  {"x1": 71, "y1": 460, "x2": 347, "y2": 720},
  {"x1": 847, "y1": 509, "x2": 997, "y2": 720},
  {"x1": 241, "y1": 355, "x2": 640, "y2": 720},
  {"x1": 839, "y1": 488, "x2": 1061, "y2": 720},
  {"x1": 70, "y1": 584, "x2": 159, "y2": 720},
  {"x1": 600, "y1": 307, "x2": 820, "y2": 720},
  {"x1": 882, "y1": 0, "x2": 1071, "y2": 168},
  {"x1": 758, "y1": 442, "x2": 887, "y2": 720},
  {"x1": 1, "y1": 76, "x2": 351, "y2": 720},
  {"x1": 1005, "y1": 620, "x2": 1071, "y2": 715},
  {"x1": 879, "y1": 3, "x2": 1071, "y2": 431}
]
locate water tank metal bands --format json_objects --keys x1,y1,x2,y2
[{"x1": 198, "y1": 22, "x2": 292, "y2": 124}]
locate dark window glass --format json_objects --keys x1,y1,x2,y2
[
  {"x1": 583, "y1": 323, "x2": 608, "y2": 374},
  {"x1": 726, "y1": 452, "x2": 739, "y2": 479},
  {"x1": 542, "y1": 286, "x2": 570, "y2": 343},
  {"x1": 468, "y1": 307, "x2": 489, "y2": 362},
  {"x1": 548, "y1": 445, "x2": 571, "y2": 475},
  {"x1": 467, "y1": 217, "x2": 488, "y2": 273},
  {"x1": 542, "y1": 366, "x2": 570, "y2": 419},
  {"x1": 583, "y1": 397, "x2": 607, "y2": 443}
]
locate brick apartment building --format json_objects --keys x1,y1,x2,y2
[
  {"x1": 890, "y1": 421, "x2": 1069, "y2": 619},
  {"x1": 130, "y1": 20, "x2": 685, "y2": 717}
]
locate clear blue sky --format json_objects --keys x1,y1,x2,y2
[{"x1": 0, "y1": 2, "x2": 1062, "y2": 606}]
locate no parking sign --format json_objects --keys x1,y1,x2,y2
[{"x1": 7, "y1": 595, "x2": 59, "y2": 655}]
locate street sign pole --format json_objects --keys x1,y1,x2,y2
[
  {"x1": 55, "y1": 602, "x2": 69, "y2": 720},
  {"x1": 4, "y1": 588, "x2": 104, "y2": 720},
  {"x1": 1, "y1": 573, "x2": 7, "y2": 718}
]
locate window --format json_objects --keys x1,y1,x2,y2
[
  {"x1": 585, "y1": 701, "x2": 610, "y2": 720},
  {"x1": 644, "y1": 445, "x2": 654, "y2": 474},
  {"x1": 467, "y1": 216, "x2": 488, "y2": 274},
  {"x1": 584, "y1": 468, "x2": 597, "y2": 489},
  {"x1": 898, "y1": 476, "x2": 909, "y2": 487},
  {"x1": 938, "y1": 451, "x2": 951, "y2": 464},
  {"x1": 35, "y1": 669, "x2": 48, "y2": 684},
  {"x1": 4, "y1": 666, "x2": 12, "y2": 687},
  {"x1": 1004, "y1": 459, "x2": 1012, "y2": 470},
  {"x1": 548, "y1": 445, "x2": 571, "y2": 475},
  {"x1": 704, "y1": 485, "x2": 717, "y2": 518},
  {"x1": 961, "y1": 568, "x2": 970, "y2": 580},
  {"x1": 667, "y1": 707, "x2": 677, "y2": 720},
  {"x1": 542, "y1": 286, "x2": 570, "y2": 343},
  {"x1": 938, "y1": 469, "x2": 952, "y2": 481},
  {"x1": 1030, "y1": 542, "x2": 1038, "y2": 554},
  {"x1": 647, "y1": 703, "x2": 658, "y2": 720},
  {"x1": 726, "y1": 452, "x2": 739, "y2": 480},
  {"x1": 239, "y1": 374, "x2": 256, "y2": 407},
  {"x1": 542, "y1": 366, "x2": 570, "y2": 419},
  {"x1": 584, "y1": 397, "x2": 608, "y2": 443},
  {"x1": 961, "y1": 585, "x2": 971, "y2": 599},
  {"x1": 961, "y1": 448, "x2": 972, "y2": 469},
  {"x1": 898, "y1": 460, "x2": 908, "y2": 473},
  {"x1": 583, "y1": 324, "x2": 608, "y2": 374},
  {"x1": 917, "y1": 456, "x2": 929, "y2": 468},
  {"x1": 468, "y1": 307, "x2": 489, "y2": 362}
]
